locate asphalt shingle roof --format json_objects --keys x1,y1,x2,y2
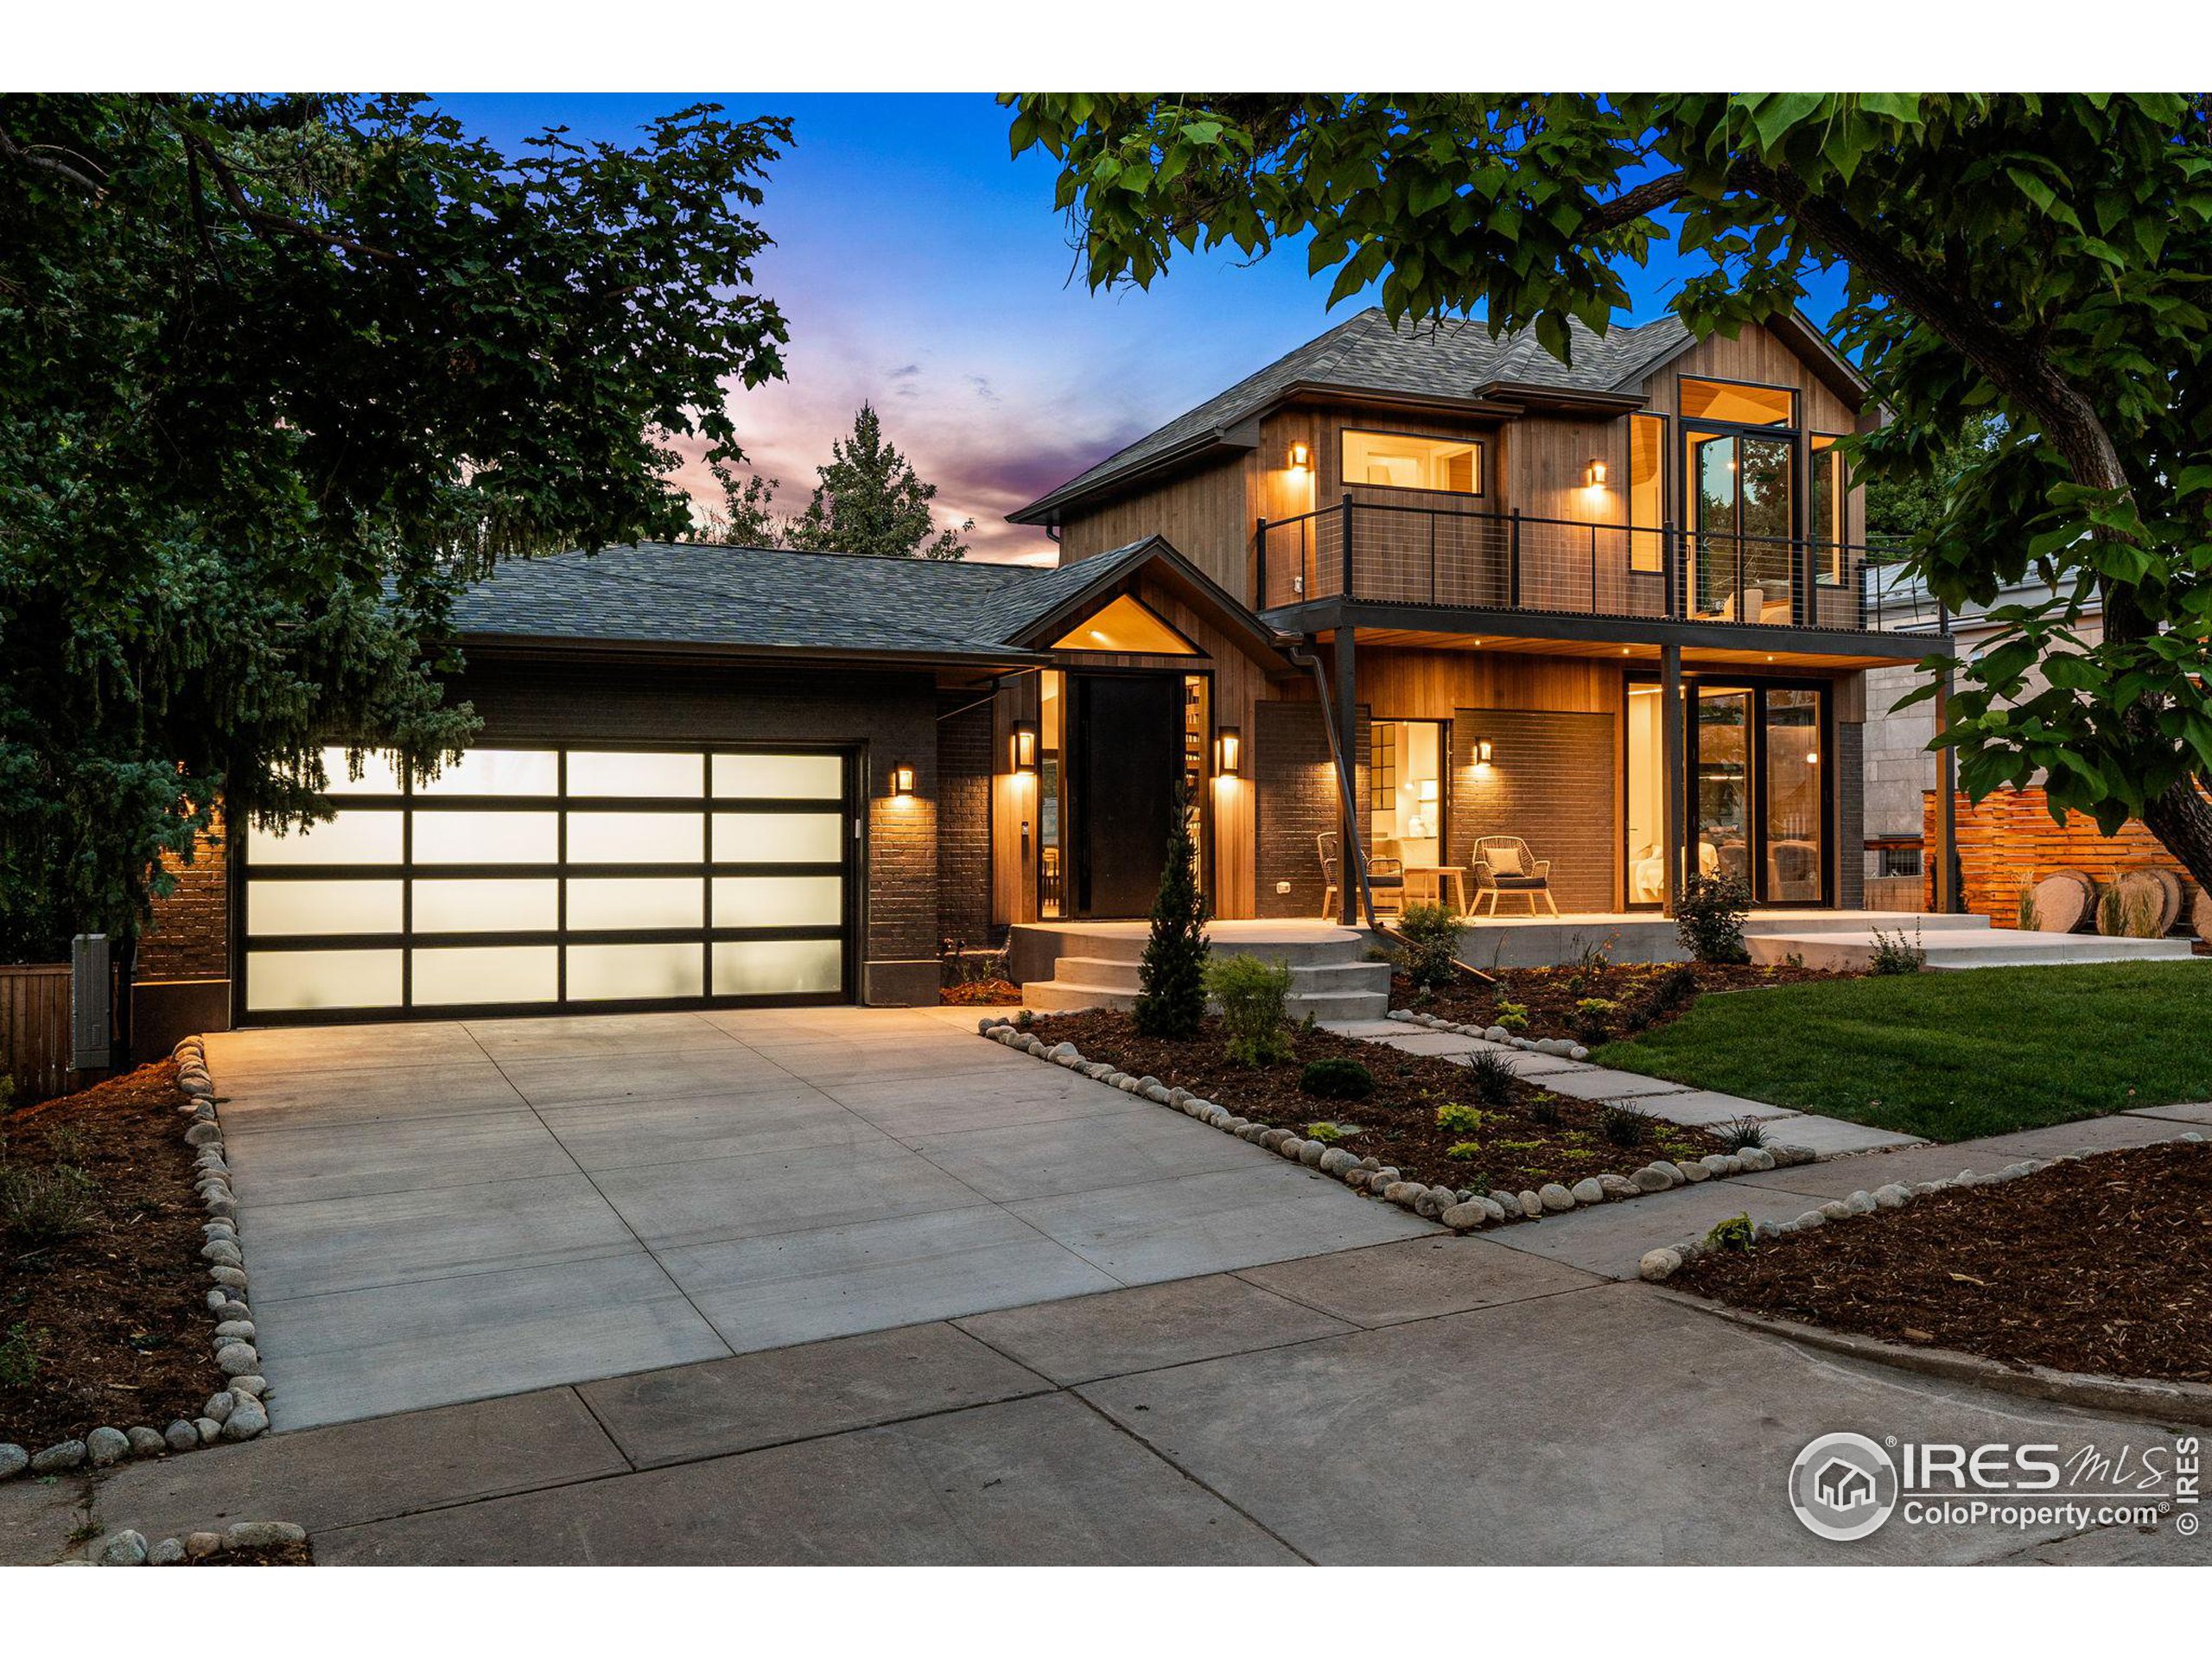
[
  {"x1": 447, "y1": 538, "x2": 1166, "y2": 659},
  {"x1": 1016, "y1": 307, "x2": 1694, "y2": 520}
]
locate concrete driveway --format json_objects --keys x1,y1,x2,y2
[{"x1": 207, "y1": 1006, "x2": 1430, "y2": 1429}]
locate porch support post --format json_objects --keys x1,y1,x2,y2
[
  {"x1": 1660, "y1": 642, "x2": 1685, "y2": 918},
  {"x1": 1334, "y1": 626, "x2": 1360, "y2": 925},
  {"x1": 1933, "y1": 605, "x2": 1960, "y2": 913}
]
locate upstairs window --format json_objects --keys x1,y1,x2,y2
[
  {"x1": 1341, "y1": 429, "x2": 1483, "y2": 495},
  {"x1": 1679, "y1": 378, "x2": 1795, "y2": 427}
]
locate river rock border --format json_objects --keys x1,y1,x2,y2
[
  {"x1": 80, "y1": 1519, "x2": 308, "y2": 1567},
  {"x1": 977, "y1": 1014, "x2": 1817, "y2": 1231},
  {"x1": 0, "y1": 1036, "x2": 266, "y2": 1488},
  {"x1": 1634, "y1": 1130, "x2": 2209, "y2": 1283},
  {"x1": 1387, "y1": 1007, "x2": 1592, "y2": 1062}
]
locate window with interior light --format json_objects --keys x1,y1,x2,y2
[
  {"x1": 1049, "y1": 593, "x2": 1196, "y2": 655},
  {"x1": 1628, "y1": 413, "x2": 1667, "y2": 572},
  {"x1": 1678, "y1": 378, "x2": 1795, "y2": 427},
  {"x1": 1341, "y1": 429, "x2": 1483, "y2": 495}
]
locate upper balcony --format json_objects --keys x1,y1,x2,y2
[{"x1": 1255, "y1": 497, "x2": 1938, "y2": 638}]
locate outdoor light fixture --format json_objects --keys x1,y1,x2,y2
[
  {"x1": 1585, "y1": 458, "x2": 1608, "y2": 487},
  {"x1": 1011, "y1": 721, "x2": 1039, "y2": 772},
  {"x1": 889, "y1": 765, "x2": 916, "y2": 797},
  {"x1": 1287, "y1": 442, "x2": 1313, "y2": 473},
  {"x1": 1215, "y1": 726, "x2": 1243, "y2": 776},
  {"x1": 1475, "y1": 739, "x2": 1495, "y2": 767}
]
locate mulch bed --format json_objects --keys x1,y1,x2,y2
[
  {"x1": 1673, "y1": 1140, "x2": 2212, "y2": 1384},
  {"x1": 943, "y1": 978, "x2": 1022, "y2": 1007},
  {"x1": 1404, "y1": 958, "x2": 1854, "y2": 1046},
  {"x1": 182, "y1": 1541, "x2": 314, "y2": 1567},
  {"x1": 1029, "y1": 1009, "x2": 1722, "y2": 1195},
  {"x1": 1, "y1": 1060, "x2": 223, "y2": 1447}
]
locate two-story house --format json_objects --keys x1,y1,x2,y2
[{"x1": 135, "y1": 307, "x2": 1947, "y2": 1039}]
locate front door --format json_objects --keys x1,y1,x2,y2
[{"x1": 1069, "y1": 673, "x2": 1182, "y2": 918}]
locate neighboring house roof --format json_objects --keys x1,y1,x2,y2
[
  {"x1": 1009, "y1": 303, "x2": 1868, "y2": 526},
  {"x1": 447, "y1": 537, "x2": 1287, "y2": 668}
]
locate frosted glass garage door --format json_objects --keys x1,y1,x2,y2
[{"x1": 240, "y1": 744, "x2": 852, "y2": 1019}]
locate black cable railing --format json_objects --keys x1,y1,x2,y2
[{"x1": 1254, "y1": 496, "x2": 1936, "y2": 633}]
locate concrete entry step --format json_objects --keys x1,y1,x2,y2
[
  {"x1": 1748, "y1": 926, "x2": 2200, "y2": 971},
  {"x1": 1014, "y1": 920, "x2": 1390, "y2": 1020}
]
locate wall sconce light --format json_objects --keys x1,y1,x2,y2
[
  {"x1": 889, "y1": 765, "x2": 916, "y2": 797},
  {"x1": 1474, "y1": 739, "x2": 1495, "y2": 767},
  {"x1": 1011, "y1": 721, "x2": 1039, "y2": 772},
  {"x1": 1287, "y1": 442, "x2": 1313, "y2": 474},
  {"x1": 1214, "y1": 726, "x2": 1243, "y2": 777},
  {"x1": 1584, "y1": 458, "x2": 1608, "y2": 487}
]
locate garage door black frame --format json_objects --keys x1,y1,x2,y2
[{"x1": 233, "y1": 741, "x2": 861, "y2": 1025}]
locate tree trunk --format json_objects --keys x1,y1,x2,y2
[{"x1": 2144, "y1": 775, "x2": 2212, "y2": 899}]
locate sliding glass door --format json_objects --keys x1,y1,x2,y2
[{"x1": 1688, "y1": 431, "x2": 1797, "y2": 622}]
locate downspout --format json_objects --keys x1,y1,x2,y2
[{"x1": 1288, "y1": 644, "x2": 1497, "y2": 988}]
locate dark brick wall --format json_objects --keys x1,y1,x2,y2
[
  {"x1": 936, "y1": 692, "x2": 995, "y2": 950},
  {"x1": 1835, "y1": 719, "x2": 1865, "y2": 908},
  {"x1": 140, "y1": 820, "x2": 229, "y2": 982},
  {"x1": 1255, "y1": 701, "x2": 1338, "y2": 918},
  {"x1": 1450, "y1": 709, "x2": 1618, "y2": 912}
]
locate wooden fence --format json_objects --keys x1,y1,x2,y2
[
  {"x1": 1924, "y1": 786, "x2": 2202, "y2": 929},
  {"x1": 1, "y1": 963, "x2": 78, "y2": 1103}
]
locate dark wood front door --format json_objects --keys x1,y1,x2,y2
[{"x1": 1070, "y1": 673, "x2": 1182, "y2": 918}]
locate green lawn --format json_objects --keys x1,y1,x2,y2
[{"x1": 1591, "y1": 961, "x2": 2212, "y2": 1142}]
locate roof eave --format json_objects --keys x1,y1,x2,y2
[{"x1": 458, "y1": 632, "x2": 1050, "y2": 671}]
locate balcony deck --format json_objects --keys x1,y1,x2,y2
[{"x1": 1255, "y1": 499, "x2": 1940, "y2": 642}]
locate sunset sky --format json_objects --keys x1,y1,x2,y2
[{"x1": 434, "y1": 93, "x2": 1851, "y2": 564}]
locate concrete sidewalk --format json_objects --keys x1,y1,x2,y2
[{"x1": 11, "y1": 1229, "x2": 2192, "y2": 1566}]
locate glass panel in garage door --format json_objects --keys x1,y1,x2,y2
[
  {"x1": 567, "y1": 811, "x2": 704, "y2": 864},
  {"x1": 245, "y1": 879, "x2": 404, "y2": 937},
  {"x1": 568, "y1": 877, "x2": 703, "y2": 931},
  {"x1": 711, "y1": 874, "x2": 842, "y2": 928},
  {"x1": 711, "y1": 753, "x2": 842, "y2": 798},
  {"x1": 246, "y1": 811, "x2": 404, "y2": 866},
  {"x1": 411, "y1": 945, "x2": 559, "y2": 1006},
  {"x1": 410, "y1": 878, "x2": 559, "y2": 933},
  {"x1": 566, "y1": 941, "x2": 704, "y2": 1001},
  {"x1": 313, "y1": 747, "x2": 404, "y2": 794},
  {"x1": 246, "y1": 948, "x2": 404, "y2": 1012},
  {"x1": 711, "y1": 811, "x2": 842, "y2": 864},
  {"x1": 714, "y1": 938, "x2": 842, "y2": 995},
  {"x1": 567, "y1": 751, "x2": 704, "y2": 798},
  {"x1": 414, "y1": 748, "x2": 558, "y2": 797}
]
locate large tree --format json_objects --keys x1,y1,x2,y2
[
  {"x1": 1, "y1": 93, "x2": 790, "y2": 961},
  {"x1": 785, "y1": 402, "x2": 972, "y2": 560},
  {"x1": 1006, "y1": 94, "x2": 2212, "y2": 886}
]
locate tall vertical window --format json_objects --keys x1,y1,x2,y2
[
  {"x1": 1629, "y1": 414, "x2": 1666, "y2": 573},
  {"x1": 1038, "y1": 671, "x2": 1064, "y2": 919},
  {"x1": 1809, "y1": 436, "x2": 1847, "y2": 584}
]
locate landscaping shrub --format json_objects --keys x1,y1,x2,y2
[
  {"x1": 1614, "y1": 962, "x2": 1700, "y2": 1036},
  {"x1": 1299, "y1": 1057, "x2": 1374, "y2": 1100},
  {"x1": 0, "y1": 1322, "x2": 43, "y2": 1387},
  {"x1": 1706, "y1": 1213, "x2": 1755, "y2": 1254},
  {"x1": 0, "y1": 1161, "x2": 99, "y2": 1246},
  {"x1": 1445, "y1": 1141, "x2": 1484, "y2": 1161},
  {"x1": 1460, "y1": 1047, "x2": 1516, "y2": 1105},
  {"x1": 1303, "y1": 1121, "x2": 1348, "y2": 1144},
  {"x1": 1393, "y1": 901, "x2": 1463, "y2": 996},
  {"x1": 1869, "y1": 923, "x2": 1927, "y2": 975},
  {"x1": 1599, "y1": 1101, "x2": 1651, "y2": 1148},
  {"x1": 1491, "y1": 998, "x2": 1529, "y2": 1032},
  {"x1": 1527, "y1": 1091, "x2": 1563, "y2": 1128},
  {"x1": 1132, "y1": 779, "x2": 1210, "y2": 1038},
  {"x1": 1434, "y1": 1101, "x2": 1486, "y2": 1136},
  {"x1": 1712, "y1": 1115, "x2": 1769, "y2": 1152},
  {"x1": 1571, "y1": 995, "x2": 1618, "y2": 1044},
  {"x1": 1205, "y1": 953, "x2": 1294, "y2": 1066},
  {"x1": 1675, "y1": 874, "x2": 1751, "y2": 964},
  {"x1": 1564, "y1": 933, "x2": 1614, "y2": 995}
]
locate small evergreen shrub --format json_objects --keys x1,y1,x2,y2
[
  {"x1": 1299, "y1": 1057, "x2": 1374, "y2": 1100},
  {"x1": 1492, "y1": 998, "x2": 1529, "y2": 1032},
  {"x1": 1132, "y1": 779, "x2": 1210, "y2": 1038},
  {"x1": 1599, "y1": 1101, "x2": 1651, "y2": 1148},
  {"x1": 1205, "y1": 953, "x2": 1294, "y2": 1066},
  {"x1": 1461, "y1": 1047, "x2": 1516, "y2": 1105},
  {"x1": 1434, "y1": 1101, "x2": 1487, "y2": 1135},
  {"x1": 1571, "y1": 995, "x2": 1618, "y2": 1044},
  {"x1": 1393, "y1": 901, "x2": 1464, "y2": 995},
  {"x1": 1676, "y1": 874, "x2": 1751, "y2": 964}
]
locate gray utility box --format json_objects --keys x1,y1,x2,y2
[{"x1": 71, "y1": 932, "x2": 111, "y2": 1071}]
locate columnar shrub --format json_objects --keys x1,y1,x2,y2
[{"x1": 1133, "y1": 779, "x2": 1210, "y2": 1038}]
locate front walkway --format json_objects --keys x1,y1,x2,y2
[
  {"x1": 24, "y1": 1220, "x2": 2194, "y2": 1564},
  {"x1": 205, "y1": 1006, "x2": 1429, "y2": 1430}
]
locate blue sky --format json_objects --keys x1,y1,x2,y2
[{"x1": 432, "y1": 93, "x2": 1849, "y2": 563}]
